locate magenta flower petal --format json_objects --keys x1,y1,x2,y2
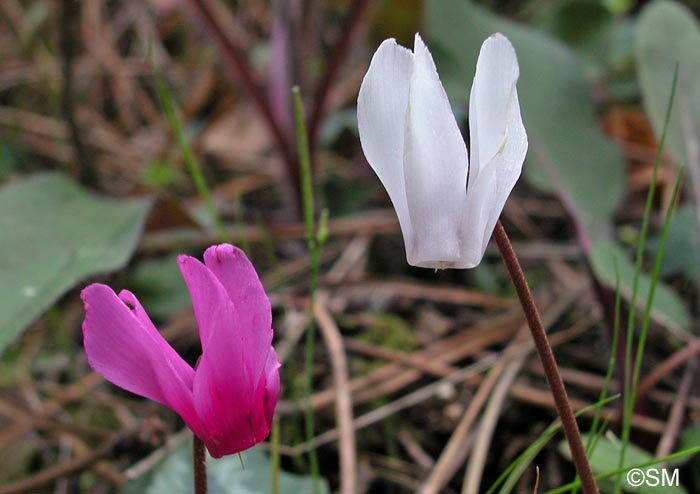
[
  {"x1": 81, "y1": 245, "x2": 280, "y2": 459},
  {"x1": 81, "y1": 285, "x2": 201, "y2": 435},
  {"x1": 178, "y1": 252, "x2": 273, "y2": 457},
  {"x1": 203, "y1": 244, "x2": 273, "y2": 382},
  {"x1": 261, "y1": 345, "x2": 281, "y2": 430}
]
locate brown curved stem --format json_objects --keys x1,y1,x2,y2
[{"x1": 493, "y1": 221, "x2": 598, "y2": 494}]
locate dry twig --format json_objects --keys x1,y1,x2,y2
[{"x1": 314, "y1": 292, "x2": 357, "y2": 494}]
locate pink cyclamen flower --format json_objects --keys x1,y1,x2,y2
[{"x1": 81, "y1": 244, "x2": 280, "y2": 458}]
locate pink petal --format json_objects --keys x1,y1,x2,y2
[
  {"x1": 80, "y1": 284, "x2": 202, "y2": 435},
  {"x1": 261, "y1": 346, "x2": 282, "y2": 431},
  {"x1": 244, "y1": 345, "x2": 282, "y2": 449},
  {"x1": 203, "y1": 244, "x2": 273, "y2": 382},
  {"x1": 178, "y1": 254, "x2": 254, "y2": 457}
]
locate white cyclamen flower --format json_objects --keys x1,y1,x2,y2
[{"x1": 357, "y1": 33, "x2": 527, "y2": 269}]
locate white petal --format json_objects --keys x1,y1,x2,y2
[
  {"x1": 357, "y1": 38, "x2": 414, "y2": 245},
  {"x1": 403, "y1": 33, "x2": 469, "y2": 268},
  {"x1": 462, "y1": 33, "x2": 527, "y2": 265},
  {"x1": 468, "y1": 33, "x2": 521, "y2": 179}
]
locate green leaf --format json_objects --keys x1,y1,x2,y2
[
  {"x1": 0, "y1": 141, "x2": 20, "y2": 181},
  {"x1": 560, "y1": 434, "x2": 688, "y2": 493},
  {"x1": 590, "y1": 239, "x2": 690, "y2": 332},
  {"x1": 424, "y1": 0, "x2": 625, "y2": 241},
  {"x1": 125, "y1": 437, "x2": 330, "y2": 494},
  {"x1": 603, "y1": 0, "x2": 635, "y2": 15},
  {"x1": 0, "y1": 173, "x2": 151, "y2": 352},
  {"x1": 130, "y1": 255, "x2": 191, "y2": 320},
  {"x1": 637, "y1": 0, "x2": 700, "y2": 176},
  {"x1": 647, "y1": 205, "x2": 700, "y2": 276},
  {"x1": 538, "y1": 0, "x2": 614, "y2": 72},
  {"x1": 679, "y1": 426, "x2": 700, "y2": 455}
]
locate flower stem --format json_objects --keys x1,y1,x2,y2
[
  {"x1": 193, "y1": 434, "x2": 207, "y2": 494},
  {"x1": 493, "y1": 220, "x2": 598, "y2": 494},
  {"x1": 293, "y1": 86, "x2": 322, "y2": 493}
]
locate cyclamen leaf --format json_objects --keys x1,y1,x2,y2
[
  {"x1": 647, "y1": 205, "x2": 700, "y2": 277},
  {"x1": 590, "y1": 240, "x2": 690, "y2": 332},
  {"x1": 0, "y1": 173, "x2": 151, "y2": 353},
  {"x1": 637, "y1": 0, "x2": 700, "y2": 181},
  {"x1": 559, "y1": 434, "x2": 688, "y2": 494},
  {"x1": 125, "y1": 438, "x2": 330, "y2": 494}
]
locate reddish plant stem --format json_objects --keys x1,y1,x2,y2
[
  {"x1": 307, "y1": 0, "x2": 371, "y2": 153},
  {"x1": 494, "y1": 221, "x2": 598, "y2": 494},
  {"x1": 193, "y1": 434, "x2": 208, "y2": 494},
  {"x1": 186, "y1": 0, "x2": 297, "y2": 185}
]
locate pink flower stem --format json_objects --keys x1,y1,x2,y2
[
  {"x1": 193, "y1": 434, "x2": 207, "y2": 494},
  {"x1": 493, "y1": 220, "x2": 598, "y2": 494}
]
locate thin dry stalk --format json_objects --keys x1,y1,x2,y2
[
  {"x1": 289, "y1": 355, "x2": 499, "y2": 454},
  {"x1": 637, "y1": 339, "x2": 700, "y2": 400},
  {"x1": 0, "y1": 372, "x2": 104, "y2": 447},
  {"x1": 276, "y1": 311, "x2": 522, "y2": 415},
  {"x1": 397, "y1": 431, "x2": 435, "y2": 470},
  {"x1": 140, "y1": 209, "x2": 400, "y2": 253},
  {"x1": 81, "y1": 0, "x2": 159, "y2": 127},
  {"x1": 343, "y1": 338, "x2": 458, "y2": 378},
  {"x1": 655, "y1": 360, "x2": 696, "y2": 459},
  {"x1": 337, "y1": 279, "x2": 513, "y2": 309},
  {"x1": 506, "y1": 383, "x2": 666, "y2": 435},
  {"x1": 324, "y1": 236, "x2": 370, "y2": 283},
  {"x1": 0, "y1": 429, "x2": 132, "y2": 494},
  {"x1": 314, "y1": 292, "x2": 357, "y2": 494},
  {"x1": 418, "y1": 353, "x2": 509, "y2": 494},
  {"x1": 418, "y1": 281, "x2": 586, "y2": 494},
  {"x1": 462, "y1": 353, "x2": 525, "y2": 494}
]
